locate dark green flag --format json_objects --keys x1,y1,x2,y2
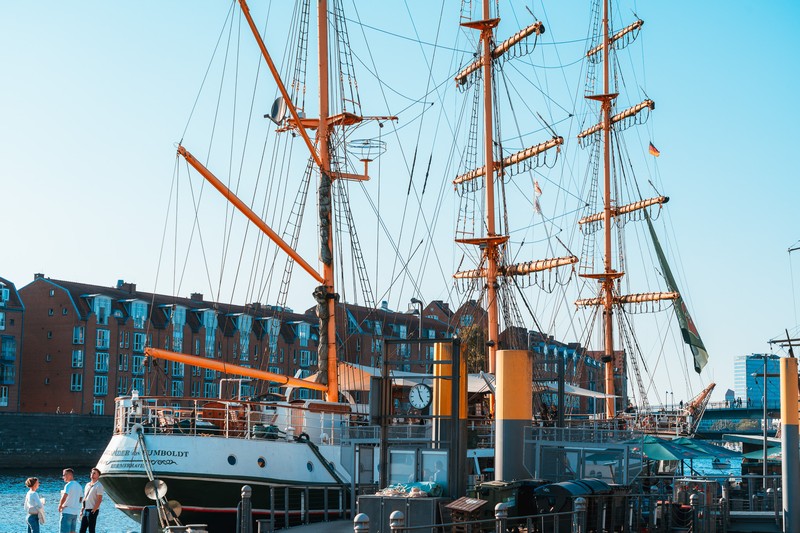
[{"x1": 646, "y1": 215, "x2": 709, "y2": 373}]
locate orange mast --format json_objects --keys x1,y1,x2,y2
[
  {"x1": 577, "y1": 1, "x2": 675, "y2": 418},
  {"x1": 456, "y1": 5, "x2": 566, "y2": 378}
]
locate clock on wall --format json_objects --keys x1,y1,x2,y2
[{"x1": 408, "y1": 383, "x2": 432, "y2": 410}]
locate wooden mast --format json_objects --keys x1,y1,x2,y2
[
  {"x1": 457, "y1": 5, "x2": 568, "y2": 377},
  {"x1": 600, "y1": 0, "x2": 616, "y2": 419},
  {"x1": 480, "y1": 0, "x2": 500, "y2": 375},
  {"x1": 317, "y1": 0, "x2": 339, "y2": 402},
  {"x1": 577, "y1": 1, "x2": 675, "y2": 418}
]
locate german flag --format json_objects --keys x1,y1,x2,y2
[{"x1": 648, "y1": 142, "x2": 660, "y2": 157}]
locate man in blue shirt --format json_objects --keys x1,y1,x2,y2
[{"x1": 58, "y1": 468, "x2": 82, "y2": 533}]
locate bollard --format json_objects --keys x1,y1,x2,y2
[
  {"x1": 390, "y1": 511, "x2": 405, "y2": 533},
  {"x1": 690, "y1": 493, "x2": 700, "y2": 533},
  {"x1": 572, "y1": 497, "x2": 587, "y2": 533},
  {"x1": 238, "y1": 485, "x2": 252, "y2": 533},
  {"x1": 354, "y1": 513, "x2": 369, "y2": 533}
]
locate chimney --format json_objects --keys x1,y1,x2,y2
[
  {"x1": 34, "y1": 273, "x2": 45, "y2": 280},
  {"x1": 191, "y1": 293, "x2": 204, "y2": 302},
  {"x1": 116, "y1": 280, "x2": 136, "y2": 293}
]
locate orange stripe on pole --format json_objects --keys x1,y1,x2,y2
[
  {"x1": 177, "y1": 146, "x2": 324, "y2": 284},
  {"x1": 145, "y1": 347, "x2": 329, "y2": 392},
  {"x1": 782, "y1": 357, "x2": 799, "y2": 426}
]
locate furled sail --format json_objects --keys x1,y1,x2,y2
[{"x1": 646, "y1": 214, "x2": 709, "y2": 373}]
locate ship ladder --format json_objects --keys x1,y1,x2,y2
[{"x1": 134, "y1": 427, "x2": 183, "y2": 528}]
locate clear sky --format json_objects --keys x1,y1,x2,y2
[{"x1": 1, "y1": 1, "x2": 799, "y2": 403}]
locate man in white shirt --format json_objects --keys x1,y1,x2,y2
[
  {"x1": 79, "y1": 468, "x2": 104, "y2": 533},
  {"x1": 58, "y1": 468, "x2": 82, "y2": 533}
]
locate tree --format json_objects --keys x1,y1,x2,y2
[{"x1": 459, "y1": 323, "x2": 488, "y2": 373}]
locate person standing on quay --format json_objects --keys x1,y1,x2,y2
[
  {"x1": 79, "y1": 468, "x2": 104, "y2": 533},
  {"x1": 23, "y1": 477, "x2": 44, "y2": 533},
  {"x1": 58, "y1": 468, "x2": 82, "y2": 533}
]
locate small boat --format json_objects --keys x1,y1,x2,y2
[{"x1": 711, "y1": 458, "x2": 731, "y2": 469}]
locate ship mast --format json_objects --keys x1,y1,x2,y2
[
  {"x1": 147, "y1": 0, "x2": 390, "y2": 402},
  {"x1": 577, "y1": 0, "x2": 674, "y2": 418},
  {"x1": 316, "y1": 0, "x2": 338, "y2": 401},
  {"x1": 456, "y1": 2, "x2": 571, "y2": 376}
]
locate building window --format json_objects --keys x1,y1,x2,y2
[
  {"x1": 132, "y1": 355, "x2": 144, "y2": 375},
  {"x1": 191, "y1": 366, "x2": 201, "y2": 377},
  {"x1": 0, "y1": 288, "x2": 9, "y2": 303},
  {"x1": 95, "y1": 352, "x2": 109, "y2": 373},
  {"x1": 132, "y1": 377, "x2": 143, "y2": 393},
  {"x1": 130, "y1": 300, "x2": 148, "y2": 329},
  {"x1": 45, "y1": 354, "x2": 52, "y2": 362},
  {"x1": 204, "y1": 382, "x2": 218, "y2": 398},
  {"x1": 48, "y1": 308, "x2": 54, "y2": 316},
  {"x1": 94, "y1": 376, "x2": 108, "y2": 396},
  {"x1": 0, "y1": 312, "x2": 5, "y2": 331},
  {"x1": 71, "y1": 350, "x2": 83, "y2": 368},
  {"x1": 47, "y1": 331, "x2": 52, "y2": 339},
  {"x1": 133, "y1": 333, "x2": 146, "y2": 353},
  {"x1": 70, "y1": 374, "x2": 83, "y2": 392},
  {"x1": 62, "y1": 308, "x2": 68, "y2": 315},
  {"x1": 171, "y1": 380, "x2": 184, "y2": 397},
  {"x1": 94, "y1": 296, "x2": 111, "y2": 325},
  {"x1": 205, "y1": 368, "x2": 216, "y2": 381},
  {"x1": 96, "y1": 329, "x2": 110, "y2": 349},
  {"x1": 1, "y1": 337, "x2": 15, "y2": 362},
  {"x1": 49, "y1": 289, "x2": 55, "y2": 297},
  {"x1": 194, "y1": 338, "x2": 200, "y2": 355},
  {"x1": 172, "y1": 362, "x2": 184, "y2": 378},
  {"x1": 92, "y1": 399, "x2": 104, "y2": 415},
  {"x1": 298, "y1": 323, "x2": 310, "y2": 347},
  {"x1": 460, "y1": 315, "x2": 473, "y2": 327},
  {"x1": 73, "y1": 326, "x2": 85, "y2": 345},
  {"x1": 117, "y1": 376, "x2": 129, "y2": 395},
  {"x1": 191, "y1": 381, "x2": 201, "y2": 397},
  {"x1": 118, "y1": 353, "x2": 128, "y2": 372},
  {"x1": 0, "y1": 386, "x2": 7, "y2": 406},
  {"x1": 300, "y1": 350, "x2": 311, "y2": 367}
]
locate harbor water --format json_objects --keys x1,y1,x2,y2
[
  {"x1": 0, "y1": 469, "x2": 137, "y2": 533},
  {"x1": 0, "y1": 459, "x2": 741, "y2": 532}
]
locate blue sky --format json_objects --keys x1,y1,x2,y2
[{"x1": 1, "y1": 1, "x2": 798, "y2": 402}]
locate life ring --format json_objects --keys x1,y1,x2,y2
[{"x1": 130, "y1": 423, "x2": 144, "y2": 436}]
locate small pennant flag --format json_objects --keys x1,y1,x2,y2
[
  {"x1": 648, "y1": 142, "x2": 661, "y2": 157},
  {"x1": 533, "y1": 180, "x2": 543, "y2": 214}
]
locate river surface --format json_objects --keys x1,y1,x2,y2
[
  {"x1": 0, "y1": 458, "x2": 740, "y2": 532},
  {"x1": 0, "y1": 469, "x2": 138, "y2": 533}
]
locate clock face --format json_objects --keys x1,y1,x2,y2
[{"x1": 409, "y1": 383, "x2": 432, "y2": 409}]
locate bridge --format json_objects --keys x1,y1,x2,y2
[{"x1": 694, "y1": 400, "x2": 780, "y2": 439}]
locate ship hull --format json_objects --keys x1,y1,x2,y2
[{"x1": 97, "y1": 432, "x2": 353, "y2": 531}]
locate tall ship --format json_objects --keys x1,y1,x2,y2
[{"x1": 96, "y1": 0, "x2": 716, "y2": 529}]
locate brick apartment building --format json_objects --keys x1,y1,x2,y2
[
  {"x1": 0, "y1": 277, "x2": 24, "y2": 411},
  {"x1": 15, "y1": 274, "x2": 467, "y2": 415},
  {"x1": 8, "y1": 273, "x2": 605, "y2": 416}
]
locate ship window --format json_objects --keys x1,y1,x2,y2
[
  {"x1": 228, "y1": 455, "x2": 237, "y2": 466},
  {"x1": 257, "y1": 457, "x2": 266, "y2": 468},
  {"x1": 306, "y1": 462, "x2": 314, "y2": 472}
]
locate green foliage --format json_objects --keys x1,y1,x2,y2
[{"x1": 459, "y1": 323, "x2": 487, "y2": 373}]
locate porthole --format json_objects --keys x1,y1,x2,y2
[
  {"x1": 306, "y1": 461, "x2": 314, "y2": 472},
  {"x1": 228, "y1": 455, "x2": 237, "y2": 466},
  {"x1": 257, "y1": 457, "x2": 266, "y2": 468}
]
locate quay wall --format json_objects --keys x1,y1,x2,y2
[{"x1": 0, "y1": 413, "x2": 113, "y2": 469}]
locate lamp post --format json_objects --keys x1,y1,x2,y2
[
  {"x1": 752, "y1": 354, "x2": 779, "y2": 490},
  {"x1": 410, "y1": 298, "x2": 423, "y2": 367}
]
